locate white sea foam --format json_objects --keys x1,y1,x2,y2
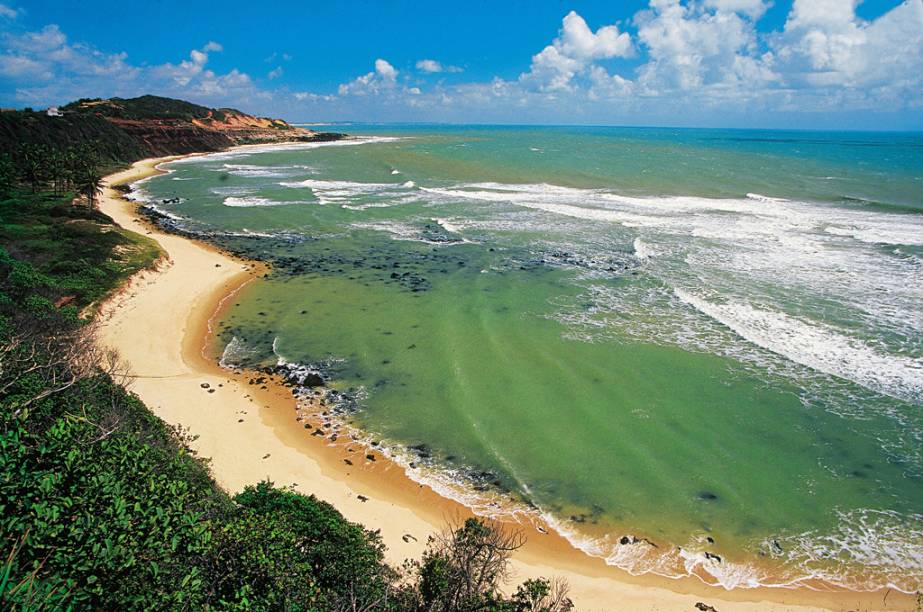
[
  {"x1": 210, "y1": 185, "x2": 256, "y2": 197},
  {"x1": 764, "y1": 509, "x2": 923, "y2": 593},
  {"x1": 351, "y1": 220, "x2": 461, "y2": 245},
  {"x1": 223, "y1": 196, "x2": 306, "y2": 207},
  {"x1": 280, "y1": 178, "x2": 422, "y2": 207},
  {"x1": 218, "y1": 163, "x2": 303, "y2": 178},
  {"x1": 674, "y1": 289, "x2": 923, "y2": 404},
  {"x1": 746, "y1": 192, "x2": 789, "y2": 203},
  {"x1": 144, "y1": 204, "x2": 186, "y2": 221},
  {"x1": 219, "y1": 336, "x2": 258, "y2": 368},
  {"x1": 279, "y1": 178, "x2": 393, "y2": 190}
]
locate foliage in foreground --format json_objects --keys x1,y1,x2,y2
[{"x1": 0, "y1": 185, "x2": 572, "y2": 609}]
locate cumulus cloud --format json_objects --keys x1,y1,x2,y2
[
  {"x1": 775, "y1": 0, "x2": 923, "y2": 96},
  {"x1": 416, "y1": 58, "x2": 462, "y2": 73},
  {"x1": 375, "y1": 2, "x2": 923, "y2": 122},
  {"x1": 588, "y1": 65, "x2": 635, "y2": 99},
  {"x1": 151, "y1": 42, "x2": 224, "y2": 87},
  {"x1": 0, "y1": 24, "x2": 266, "y2": 108},
  {"x1": 0, "y1": 24, "x2": 138, "y2": 86},
  {"x1": 521, "y1": 11, "x2": 634, "y2": 91},
  {"x1": 337, "y1": 58, "x2": 399, "y2": 95},
  {"x1": 633, "y1": 0, "x2": 777, "y2": 94}
]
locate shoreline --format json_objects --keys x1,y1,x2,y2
[{"x1": 96, "y1": 152, "x2": 912, "y2": 611}]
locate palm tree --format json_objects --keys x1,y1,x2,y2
[
  {"x1": 48, "y1": 149, "x2": 65, "y2": 195},
  {"x1": 67, "y1": 144, "x2": 103, "y2": 209},
  {"x1": 75, "y1": 166, "x2": 103, "y2": 210},
  {"x1": 18, "y1": 143, "x2": 50, "y2": 193}
]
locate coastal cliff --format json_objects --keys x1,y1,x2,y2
[{"x1": 0, "y1": 94, "x2": 344, "y2": 161}]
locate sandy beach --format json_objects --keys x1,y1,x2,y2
[{"x1": 96, "y1": 154, "x2": 912, "y2": 612}]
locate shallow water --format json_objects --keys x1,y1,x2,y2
[{"x1": 135, "y1": 126, "x2": 923, "y2": 591}]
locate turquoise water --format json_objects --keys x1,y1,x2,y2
[{"x1": 134, "y1": 126, "x2": 923, "y2": 591}]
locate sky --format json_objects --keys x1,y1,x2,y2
[{"x1": 1, "y1": 0, "x2": 922, "y2": 129}]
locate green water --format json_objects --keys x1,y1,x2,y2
[{"x1": 136, "y1": 126, "x2": 923, "y2": 591}]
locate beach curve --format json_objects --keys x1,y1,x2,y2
[{"x1": 95, "y1": 154, "x2": 912, "y2": 612}]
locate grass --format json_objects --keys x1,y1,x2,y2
[{"x1": 0, "y1": 189, "x2": 162, "y2": 312}]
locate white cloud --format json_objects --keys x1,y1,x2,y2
[
  {"x1": 0, "y1": 25, "x2": 268, "y2": 109},
  {"x1": 521, "y1": 11, "x2": 634, "y2": 91},
  {"x1": 703, "y1": 0, "x2": 769, "y2": 19},
  {"x1": 416, "y1": 58, "x2": 463, "y2": 73},
  {"x1": 293, "y1": 91, "x2": 334, "y2": 102},
  {"x1": 337, "y1": 58, "x2": 399, "y2": 95},
  {"x1": 268, "y1": 66, "x2": 283, "y2": 80},
  {"x1": 416, "y1": 59, "x2": 441, "y2": 72},
  {"x1": 774, "y1": 0, "x2": 923, "y2": 96},
  {"x1": 150, "y1": 42, "x2": 225, "y2": 87},
  {"x1": 588, "y1": 65, "x2": 635, "y2": 99},
  {"x1": 0, "y1": 3, "x2": 17, "y2": 19},
  {"x1": 0, "y1": 24, "x2": 138, "y2": 84},
  {"x1": 0, "y1": 54, "x2": 44, "y2": 78},
  {"x1": 634, "y1": 0, "x2": 777, "y2": 94},
  {"x1": 375, "y1": 58, "x2": 397, "y2": 81}
]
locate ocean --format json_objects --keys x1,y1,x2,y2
[{"x1": 132, "y1": 125, "x2": 923, "y2": 592}]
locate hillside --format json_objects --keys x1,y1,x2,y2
[{"x1": 0, "y1": 95, "x2": 344, "y2": 161}]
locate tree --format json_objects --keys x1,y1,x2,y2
[
  {"x1": 47, "y1": 149, "x2": 65, "y2": 195},
  {"x1": 75, "y1": 168, "x2": 103, "y2": 210},
  {"x1": 402, "y1": 517, "x2": 573, "y2": 612},
  {"x1": 16, "y1": 143, "x2": 50, "y2": 193},
  {"x1": 71, "y1": 144, "x2": 103, "y2": 210},
  {"x1": 511, "y1": 578, "x2": 573, "y2": 612}
]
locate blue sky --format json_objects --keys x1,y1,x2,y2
[{"x1": 2, "y1": 1, "x2": 921, "y2": 129}]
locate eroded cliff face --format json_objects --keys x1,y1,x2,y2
[
  {"x1": 0, "y1": 95, "x2": 345, "y2": 161},
  {"x1": 103, "y1": 106, "x2": 334, "y2": 156},
  {"x1": 104, "y1": 118, "x2": 236, "y2": 156}
]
